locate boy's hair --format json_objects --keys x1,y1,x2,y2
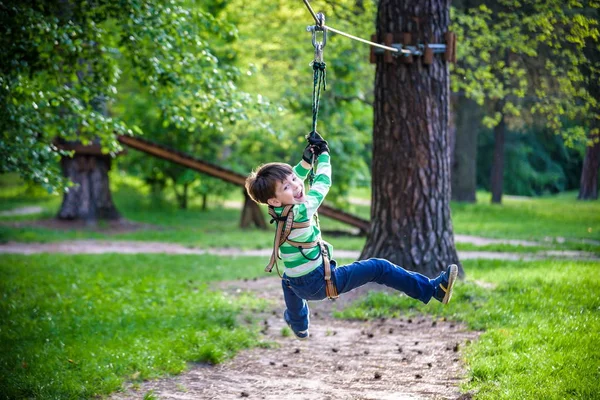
[{"x1": 245, "y1": 162, "x2": 293, "y2": 204}]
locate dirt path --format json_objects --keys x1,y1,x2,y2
[
  {"x1": 1, "y1": 240, "x2": 598, "y2": 261},
  {"x1": 111, "y1": 277, "x2": 478, "y2": 400}
]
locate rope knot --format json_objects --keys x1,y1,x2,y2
[{"x1": 312, "y1": 61, "x2": 326, "y2": 71}]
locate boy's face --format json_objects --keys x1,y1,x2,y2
[{"x1": 267, "y1": 173, "x2": 306, "y2": 207}]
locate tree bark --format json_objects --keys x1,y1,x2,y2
[
  {"x1": 55, "y1": 0, "x2": 121, "y2": 223},
  {"x1": 578, "y1": 135, "x2": 600, "y2": 200},
  {"x1": 57, "y1": 155, "x2": 120, "y2": 222},
  {"x1": 490, "y1": 102, "x2": 506, "y2": 204},
  {"x1": 360, "y1": 0, "x2": 461, "y2": 278},
  {"x1": 451, "y1": 95, "x2": 480, "y2": 202},
  {"x1": 240, "y1": 190, "x2": 267, "y2": 229}
]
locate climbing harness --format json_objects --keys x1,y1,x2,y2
[
  {"x1": 265, "y1": 205, "x2": 311, "y2": 275},
  {"x1": 265, "y1": 205, "x2": 338, "y2": 300}
]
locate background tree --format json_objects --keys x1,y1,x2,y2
[
  {"x1": 451, "y1": 0, "x2": 600, "y2": 204},
  {"x1": 360, "y1": 0, "x2": 461, "y2": 277},
  {"x1": 450, "y1": 94, "x2": 482, "y2": 202},
  {"x1": 0, "y1": 0, "x2": 269, "y2": 221},
  {"x1": 578, "y1": 6, "x2": 600, "y2": 200}
]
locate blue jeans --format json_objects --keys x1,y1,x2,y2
[{"x1": 282, "y1": 258, "x2": 436, "y2": 333}]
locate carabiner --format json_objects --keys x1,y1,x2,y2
[{"x1": 310, "y1": 12, "x2": 327, "y2": 50}]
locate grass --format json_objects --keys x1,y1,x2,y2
[
  {"x1": 1, "y1": 173, "x2": 600, "y2": 399},
  {"x1": 0, "y1": 253, "x2": 271, "y2": 399},
  {"x1": 452, "y1": 191, "x2": 600, "y2": 244},
  {"x1": 337, "y1": 259, "x2": 600, "y2": 399},
  {"x1": 1, "y1": 174, "x2": 599, "y2": 255}
]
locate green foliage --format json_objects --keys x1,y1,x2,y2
[
  {"x1": 476, "y1": 127, "x2": 586, "y2": 196},
  {"x1": 0, "y1": 253, "x2": 269, "y2": 398},
  {"x1": 0, "y1": 0, "x2": 272, "y2": 194},
  {"x1": 338, "y1": 259, "x2": 600, "y2": 399},
  {"x1": 222, "y1": 0, "x2": 375, "y2": 204},
  {"x1": 451, "y1": 1, "x2": 600, "y2": 144}
]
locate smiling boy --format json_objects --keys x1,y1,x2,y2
[{"x1": 245, "y1": 133, "x2": 457, "y2": 339}]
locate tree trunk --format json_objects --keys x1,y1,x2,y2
[
  {"x1": 451, "y1": 95, "x2": 480, "y2": 202},
  {"x1": 177, "y1": 183, "x2": 189, "y2": 209},
  {"x1": 578, "y1": 135, "x2": 600, "y2": 200},
  {"x1": 240, "y1": 190, "x2": 267, "y2": 230},
  {"x1": 55, "y1": 0, "x2": 121, "y2": 223},
  {"x1": 360, "y1": 0, "x2": 461, "y2": 278},
  {"x1": 57, "y1": 155, "x2": 120, "y2": 222},
  {"x1": 490, "y1": 103, "x2": 506, "y2": 204}
]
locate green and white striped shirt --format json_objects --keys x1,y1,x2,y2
[{"x1": 273, "y1": 152, "x2": 333, "y2": 277}]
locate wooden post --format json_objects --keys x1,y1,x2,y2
[
  {"x1": 444, "y1": 32, "x2": 456, "y2": 62},
  {"x1": 399, "y1": 32, "x2": 413, "y2": 64},
  {"x1": 384, "y1": 33, "x2": 394, "y2": 63},
  {"x1": 424, "y1": 46, "x2": 434, "y2": 64}
]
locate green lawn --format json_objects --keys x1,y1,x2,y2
[
  {"x1": 338, "y1": 259, "x2": 600, "y2": 399},
  {"x1": 1, "y1": 173, "x2": 599, "y2": 254},
  {"x1": 1, "y1": 173, "x2": 600, "y2": 399},
  {"x1": 0, "y1": 253, "x2": 271, "y2": 399}
]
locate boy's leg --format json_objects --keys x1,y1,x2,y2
[
  {"x1": 281, "y1": 279, "x2": 310, "y2": 337},
  {"x1": 333, "y1": 258, "x2": 435, "y2": 303}
]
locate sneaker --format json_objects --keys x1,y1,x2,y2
[
  {"x1": 284, "y1": 311, "x2": 309, "y2": 340},
  {"x1": 433, "y1": 264, "x2": 458, "y2": 304}
]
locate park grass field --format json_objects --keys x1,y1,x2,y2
[
  {"x1": 1, "y1": 173, "x2": 599, "y2": 253},
  {"x1": 1, "y1": 173, "x2": 599, "y2": 399},
  {"x1": 0, "y1": 254, "x2": 270, "y2": 398}
]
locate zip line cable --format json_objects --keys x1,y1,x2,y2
[{"x1": 302, "y1": 0, "x2": 409, "y2": 54}]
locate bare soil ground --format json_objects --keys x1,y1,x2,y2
[{"x1": 111, "y1": 277, "x2": 479, "y2": 400}]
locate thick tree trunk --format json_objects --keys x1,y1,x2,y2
[
  {"x1": 451, "y1": 96, "x2": 480, "y2": 202},
  {"x1": 578, "y1": 135, "x2": 600, "y2": 200},
  {"x1": 360, "y1": 0, "x2": 461, "y2": 278},
  {"x1": 490, "y1": 104, "x2": 506, "y2": 204},
  {"x1": 57, "y1": 155, "x2": 120, "y2": 222}
]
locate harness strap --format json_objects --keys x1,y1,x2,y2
[
  {"x1": 266, "y1": 206, "x2": 338, "y2": 300},
  {"x1": 319, "y1": 241, "x2": 338, "y2": 299},
  {"x1": 286, "y1": 239, "x2": 320, "y2": 248},
  {"x1": 265, "y1": 206, "x2": 311, "y2": 274}
]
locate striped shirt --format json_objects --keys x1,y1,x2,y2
[{"x1": 273, "y1": 152, "x2": 333, "y2": 277}]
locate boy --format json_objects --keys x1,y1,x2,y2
[{"x1": 245, "y1": 133, "x2": 458, "y2": 339}]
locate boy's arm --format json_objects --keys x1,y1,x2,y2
[
  {"x1": 302, "y1": 152, "x2": 331, "y2": 219},
  {"x1": 293, "y1": 159, "x2": 312, "y2": 182}
]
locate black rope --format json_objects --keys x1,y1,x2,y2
[{"x1": 311, "y1": 61, "x2": 327, "y2": 134}]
